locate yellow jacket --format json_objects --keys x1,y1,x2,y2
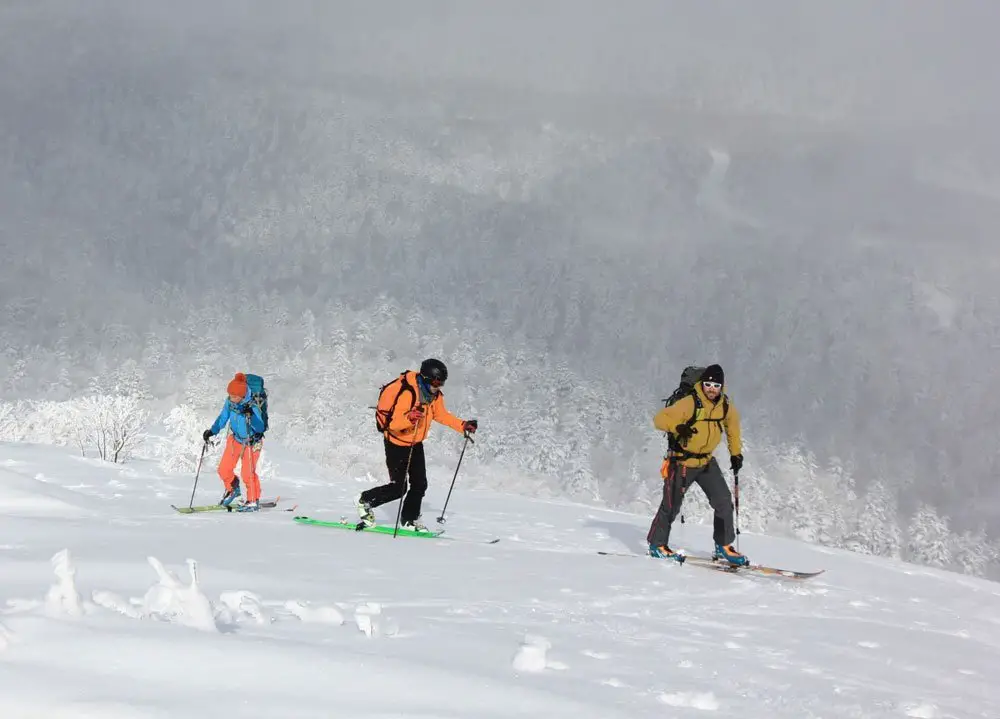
[{"x1": 653, "y1": 382, "x2": 741, "y2": 467}]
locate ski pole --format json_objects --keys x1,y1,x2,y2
[
  {"x1": 237, "y1": 438, "x2": 260, "y2": 512},
  {"x1": 244, "y1": 404, "x2": 263, "y2": 511},
  {"x1": 733, "y1": 468, "x2": 741, "y2": 551},
  {"x1": 436, "y1": 431, "x2": 474, "y2": 524},
  {"x1": 188, "y1": 440, "x2": 209, "y2": 510}
]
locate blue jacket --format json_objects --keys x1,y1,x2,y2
[{"x1": 209, "y1": 385, "x2": 266, "y2": 444}]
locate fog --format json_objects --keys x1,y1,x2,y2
[{"x1": 2, "y1": 2, "x2": 998, "y2": 558}]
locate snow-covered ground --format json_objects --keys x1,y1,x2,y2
[{"x1": 1, "y1": 441, "x2": 996, "y2": 718}]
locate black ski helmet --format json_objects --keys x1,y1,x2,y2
[{"x1": 419, "y1": 358, "x2": 448, "y2": 384}]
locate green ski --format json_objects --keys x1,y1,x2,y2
[
  {"x1": 293, "y1": 515, "x2": 444, "y2": 538},
  {"x1": 172, "y1": 497, "x2": 281, "y2": 514}
]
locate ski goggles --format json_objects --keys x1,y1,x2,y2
[{"x1": 701, "y1": 381, "x2": 722, "y2": 390}]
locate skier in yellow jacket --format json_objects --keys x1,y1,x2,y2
[{"x1": 646, "y1": 364, "x2": 747, "y2": 565}]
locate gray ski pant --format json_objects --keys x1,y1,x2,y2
[{"x1": 646, "y1": 456, "x2": 736, "y2": 548}]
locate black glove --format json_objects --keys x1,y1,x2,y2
[
  {"x1": 463, "y1": 419, "x2": 478, "y2": 434},
  {"x1": 731, "y1": 454, "x2": 743, "y2": 473},
  {"x1": 675, "y1": 423, "x2": 696, "y2": 443},
  {"x1": 202, "y1": 429, "x2": 213, "y2": 443}
]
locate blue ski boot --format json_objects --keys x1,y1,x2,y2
[
  {"x1": 220, "y1": 479, "x2": 241, "y2": 507},
  {"x1": 714, "y1": 543, "x2": 749, "y2": 566},
  {"x1": 649, "y1": 544, "x2": 685, "y2": 563},
  {"x1": 237, "y1": 500, "x2": 259, "y2": 513}
]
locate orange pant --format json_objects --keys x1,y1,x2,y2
[{"x1": 217, "y1": 434, "x2": 262, "y2": 503}]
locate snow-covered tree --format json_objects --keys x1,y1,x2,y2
[
  {"x1": 6, "y1": 358, "x2": 27, "y2": 393},
  {"x1": 0, "y1": 402, "x2": 19, "y2": 442},
  {"x1": 907, "y1": 504, "x2": 953, "y2": 568},
  {"x1": 159, "y1": 405, "x2": 206, "y2": 474},
  {"x1": 563, "y1": 441, "x2": 600, "y2": 502},
  {"x1": 79, "y1": 395, "x2": 149, "y2": 464},
  {"x1": 112, "y1": 360, "x2": 151, "y2": 401},
  {"x1": 47, "y1": 366, "x2": 74, "y2": 398},
  {"x1": 843, "y1": 480, "x2": 901, "y2": 558},
  {"x1": 950, "y1": 528, "x2": 997, "y2": 577},
  {"x1": 184, "y1": 362, "x2": 225, "y2": 409},
  {"x1": 16, "y1": 400, "x2": 87, "y2": 450},
  {"x1": 735, "y1": 465, "x2": 781, "y2": 535}
]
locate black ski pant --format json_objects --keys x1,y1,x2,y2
[
  {"x1": 646, "y1": 456, "x2": 736, "y2": 548},
  {"x1": 360, "y1": 439, "x2": 427, "y2": 524}
]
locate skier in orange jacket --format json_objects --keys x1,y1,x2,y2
[{"x1": 358, "y1": 358, "x2": 477, "y2": 532}]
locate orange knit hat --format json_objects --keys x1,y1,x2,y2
[{"x1": 227, "y1": 372, "x2": 248, "y2": 397}]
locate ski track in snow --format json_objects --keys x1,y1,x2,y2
[{"x1": 0, "y1": 441, "x2": 998, "y2": 718}]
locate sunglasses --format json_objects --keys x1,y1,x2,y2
[
  {"x1": 428, "y1": 378, "x2": 444, "y2": 388},
  {"x1": 702, "y1": 381, "x2": 722, "y2": 390}
]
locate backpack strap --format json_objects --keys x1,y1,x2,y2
[
  {"x1": 689, "y1": 391, "x2": 702, "y2": 426},
  {"x1": 666, "y1": 390, "x2": 701, "y2": 455}
]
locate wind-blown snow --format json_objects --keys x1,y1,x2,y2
[{"x1": 1, "y1": 441, "x2": 997, "y2": 717}]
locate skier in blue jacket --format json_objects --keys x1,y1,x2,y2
[{"x1": 203, "y1": 373, "x2": 266, "y2": 511}]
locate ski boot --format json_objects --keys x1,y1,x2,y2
[
  {"x1": 237, "y1": 500, "x2": 259, "y2": 513},
  {"x1": 220, "y1": 478, "x2": 241, "y2": 507},
  {"x1": 714, "y1": 543, "x2": 749, "y2": 567},
  {"x1": 649, "y1": 544, "x2": 685, "y2": 563},
  {"x1": 355, "y1": 494, "x2": 375, "y2": 527},
  {"x1": 401, "y1": 516, "x2": 431, "y2": 533}
]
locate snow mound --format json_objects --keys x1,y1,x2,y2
[
  {"x1": 512, "y1": 634, "x2": 551, "y2": 673},
  {"x1": 284, "y1": 599, "x2": 344, "y2": 625},
  {"x1": 219, "y1": 590, "x2": 272, "y2": 625},
  {"x1": 141, "y1": 557, "x2": 218, "y2": 632},
  {"x1": 354, "y1": 601, "x2": 397, "y2": 638},
  {"x1": 45, "y1": 549, "x2": 85, "y2": 618},
  {"x1": 901, "y1": 703, "x2": 939, "y2": 718},
  {"x1": 21, "y1": 551, "x2": 352, "y2": 635},
  {"x1": 91, "y1": 590, "x2": 145, "y2": 619},
  {"x1": 659, "y1": 691, "x2": 720, "y2": 711}
]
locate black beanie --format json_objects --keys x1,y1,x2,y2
[{"x1": 702, "y1": 364, "x2": 725, "y2": 385}]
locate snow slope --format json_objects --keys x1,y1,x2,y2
[{"x1": 1, "y1": 440, "x2": 997, "y2": 718}]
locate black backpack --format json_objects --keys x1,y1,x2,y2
[{"x1": 661, "y1": 365, "x2": 728, "y2": 455}]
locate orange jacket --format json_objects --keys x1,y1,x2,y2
[{"x1": 380, "y1": 371, "x2": 466, "y2": 447}]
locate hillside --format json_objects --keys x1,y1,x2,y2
[{"x1": 1, "y1": 440, "x2": 996, "y2": 718}]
